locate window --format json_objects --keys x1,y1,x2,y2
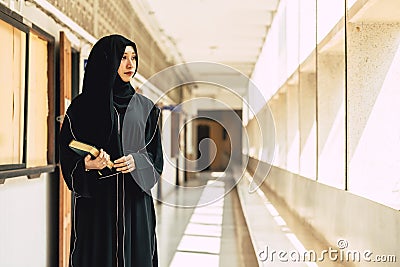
[
  {"x1": 0, "y1": 11, "x2": 55, "y2": 175},
  {"x1": 26, "y1": 32, "x2": 49, "y2": 167},
  {"x1": 0, "y1": 19, "x2": 27, "y2": 170}
]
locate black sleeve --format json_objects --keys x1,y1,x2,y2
[
  {"x1": 131, "y1": 106, "x2": 163, "y2": 192},
  {"x1": 59, "y1": 113, "x2": 100, "y2": 198}
]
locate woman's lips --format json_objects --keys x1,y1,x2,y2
[{"x1": 125, "y1": 71, "x2": 133, "y2": 76}]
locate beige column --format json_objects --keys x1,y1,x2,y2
[
  {"x1": 347, "y1": 22, "x2": 400, "y2": 209},
  {"x1": 286, "y1": 84, "x2": 299, "y2": 174},
  {"x1": 317, "y1": 53, "x2": 345, "y2": 188},
  {"x1": 299, "y1": 71, "x2": 317, "y2": 179}
]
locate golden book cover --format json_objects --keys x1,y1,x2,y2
[{"x1": 69, "y1": 140, "x2": 114, "y2": 169}]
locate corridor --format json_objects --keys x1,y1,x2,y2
[{"x1": 0, "y1": 0, "x2": 399, "y2": 266}]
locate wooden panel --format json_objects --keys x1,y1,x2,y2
[
  {"x1": 0, "y1": 20, "x2": 15, "y2": 164},
  {"x1": 60, "y1": 32, "x2": 72, "y2": 115},
  {"x1": 46, "y1": 34, "x2": 56, "y2": 164},
  {"x1": 26, "y1": 33, "x2": 48, "y2": 167},
  {"x1": 59, "y1": 31, "x2": 72, "y2": 267},
  {"x1": 0, "y1": 20, "x2": 25, "y2": 165},
  {"x1": 14, "y1": 29, "x2": 26, "y2": 164}
]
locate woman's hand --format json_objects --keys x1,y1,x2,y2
[
  {"x1": 84, "y1": 149, "x2": 110, "y2": 170},
  {"x1": 114, "y1": 155, "x2": 136, "y2": 173}
]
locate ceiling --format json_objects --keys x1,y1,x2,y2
[
  {"x1": 131, "y1": 0, "x2": 278, "y2": 75},
  {"x1": 130, "y1": 0, "x2": 279, "y2": 100}
]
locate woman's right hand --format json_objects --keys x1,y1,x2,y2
[{"x1": 84, "y1": 149, "x2": 110, "y2": 170}]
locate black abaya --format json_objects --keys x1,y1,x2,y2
[{"x1": 59, "y1": 34, "x2": 163, "y2": 267}]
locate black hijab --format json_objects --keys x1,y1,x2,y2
[
  {"x1": 67, "y1": 34, "x2": 138, "y2": 149},
  {"x1": 113, "y1": 73, "x2": 135, "y2": 113}
]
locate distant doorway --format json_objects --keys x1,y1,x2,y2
[{"x1": 197, "y1": 125, "x2": 210, "y2": 171}]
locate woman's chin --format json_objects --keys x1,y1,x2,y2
[{"x1": 122, "y1": 76, "x2": 131, "y2": 82}]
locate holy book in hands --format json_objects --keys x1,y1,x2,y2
[{"x1": 69, "y1": 140, "x2": 114, "y2": 169}]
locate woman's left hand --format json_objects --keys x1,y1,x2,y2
[{"x1": 114, "y1": 155, "x2": 136, "y2": 173}]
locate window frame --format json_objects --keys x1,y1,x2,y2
[
  {"x1": 0, "y1": 6, "x2": 56, "y2": 181},
  {"x1": 30, "y1": 24, "x2": 56, "y2": 165},
  {"x1": 0, "y1": 5, "x2": 29, "y2": 172}
]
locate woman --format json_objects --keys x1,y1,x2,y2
[{"x1": 59, "y1": 34, "x2": 163, "y2": 267}]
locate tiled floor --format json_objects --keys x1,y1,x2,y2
[
  {"x1": 155, "y1": 172, "x2": 255, "y2": 267},
  {"x1": 155, "y1": 171, "x2": 348, "y2": 267}
]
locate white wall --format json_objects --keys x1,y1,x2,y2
[
  {"x1": 246, "y1": 1, "x2": 400, "y2": 265},
  {"x1": 317, "y1": 53, "x2": 345, "y2": 189},
  {"x1": 0, "y1": 174, "x2": 50, "y2": 267},
  {"x1": 299, "y1": 72, "x2": 316, "y2": 179},
  {"x1": 347, "y1": 22, "x2": 400, "y2": 209}
]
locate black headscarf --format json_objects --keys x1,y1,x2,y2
[
  {"x1": 67, "y1": 34, "x2": 138, "y2": 149},
  {"x1": 113, "y1": 73, "x2": 135, "y2": 113}
]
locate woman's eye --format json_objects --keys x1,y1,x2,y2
[{"x1": 122, "y1": 56, "x2": 127, "y2": 60}]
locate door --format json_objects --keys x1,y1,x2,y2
[
  {"x1": 197, "y1": 124, "x2": 210, "y2": 171},
  {"x1": 59, "y1": 31, "x2": 72, "y2": 267}
]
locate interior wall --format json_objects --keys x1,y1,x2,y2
[
  {"x1": 0, "y1": 174, "x2": 51, "y2": 267},
  {"x1": 248, "y1": 161, "x2": 400, "y2": 264},
  {"x1": 347, "y1": 22, "x2": 400, "y2": 209},
  {"x1": 299, "y1": 71, "x2": 316, "y2": 180},
  {"x1": 316, "y1": 53, "x2": 345, "y2": 189},
  {"x1": 246, "y1": 0, "x2": 400, "y2": 264},
  {"x1": 286, "y1": 84, "x2": 299, "y2": 174}
]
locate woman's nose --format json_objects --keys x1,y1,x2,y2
[{"x1": 127, "y1": 58, "x2": 134, "y2": 68}]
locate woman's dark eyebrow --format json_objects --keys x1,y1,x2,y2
[{"x1": 123, "y1": 53, "x2": 137, "y2": 57}]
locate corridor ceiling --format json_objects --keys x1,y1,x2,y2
[{"x1": 132, "y1": 0, "x2": 278, "y2": 75}]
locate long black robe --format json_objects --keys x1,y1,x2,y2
[{"x1": 59, "y1": 35, "x2": 163, "y2": 267}]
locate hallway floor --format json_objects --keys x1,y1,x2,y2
[{"x1": 155, "y1": 172, "x2": 348, "y2": 267}]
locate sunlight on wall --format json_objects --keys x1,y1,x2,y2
[
  {"x1": 347, "y1": 0, "x2": 357, "y2": 9},
  {"x1": 299, "y1": 0, "x2": 316, "y2": 63},
  {"x1": 348, "y1": 25, "x2": 400, "y2": 209},
  {"x1": 299, "y1": 124, "x2": 316, "y2": 179},
  {"x1": 286, "y1": 0, "x2": 300, "y2": 77},
  {"x1": 317, "y1": 101, "x2": 345, "y2": 188},
  {"x1": 317, "y1": 0, "x2": 344, "y2": 43},
  {"x1": 286, "y1": 85, "x2": 300, "y2": 174},
  {"x1": 317, "y1": 54, "x2": 345, "y2": 189},
  {"x1": 299, "y1": 72, "x2": 317, "y2": 180},
  {"x1": 250, "y1": 0, "x2": 283, "y2": 106},
  {"x1": 246, "y1": 113, "x2": 262, "y2": 159},
  {"x1": 270, "y1": 95, "x2": 287, "y2": 169}
]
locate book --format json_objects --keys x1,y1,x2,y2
[{"x1": 69, "y1": 140, "x2": 114, "y2": 169}]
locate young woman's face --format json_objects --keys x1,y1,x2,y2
[{"x1": 118, "y1": 46, "x2": 136, "y2": 82}]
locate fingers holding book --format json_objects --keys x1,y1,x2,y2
[
  {"x1": 84, "y1": 149, "x2": 111, "y2": 171},
  {"x1": 114, "y1": 154, "x2": 136, "y2": 173}
]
